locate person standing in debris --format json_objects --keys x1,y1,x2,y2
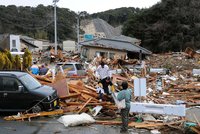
[
  {"x1": 97, "y1": 77, "x2": 115, "y2": 101},
  {"x1": 96, "y1": 82, "x2": 104, "y2": 102},
  {"x1": 99, "y1": 76, "x2": 115, "y2": 95},
  {"x1": 96, "y1": 61, "x2": 110, "y2": 80},
  {"x1": 30, "y1": 62, "x2": 39, "y2": 75},
  {"x1": 117, "y1": 81, "x2": 132, "y2": 133},
  {"x1": 39, "y1": 63, "x2": 49, "y2": 75}
]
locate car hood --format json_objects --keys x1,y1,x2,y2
[{"x1": 32, "y1": 85, "x2": 56, "y2": 97}]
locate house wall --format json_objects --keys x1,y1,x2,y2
[
  {"x1": 81, "y1": 46, "x2": 126, "y2": 60},
  {"x1": 33, "y1": 40, "x2": 43, "y2": 51},
  {"x1": 9, "y1": 34, "x2": 20, "y2": 52},
  {"x1": 20, "y1": 42, "x2": 35, "y2": 52},
  {"x1": 63, "y1": 40, "x2": 76, "y2": 51}
]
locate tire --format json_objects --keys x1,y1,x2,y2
[{"x1": 31, "y1": 104, "x2": 43, "y2": 113}]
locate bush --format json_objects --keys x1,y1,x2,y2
[
  {"x1": 22, "y1": 49, "x2": 32, "y2": 70},
  {"x1": 0, "y1": 52, "x2": 5, "y2": 70}
]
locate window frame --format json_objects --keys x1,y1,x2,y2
[{"x1": 0, "y1": 76, "x2": 21, "y2": 93}]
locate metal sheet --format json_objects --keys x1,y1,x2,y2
[
  {"x1": 134, "y1": 78, "x2": 146, "y2": 96},
  {"x1": 130, "y1": 102, "x2": 185, "y2": 116}
]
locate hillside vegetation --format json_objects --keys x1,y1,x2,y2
[
  {"x1": 0, "y1": 5, "x2": 77, "y2": 42},
  {"x1": 1, "y1": 0, "x2": 200, "y2": 53},
  {"x1": 122, "y1": 0, "x2": 200, "y2": 53}
]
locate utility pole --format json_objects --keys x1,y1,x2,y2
[
  {"x1": 53, "y1": 0, "x2": 59, "y2": 55},
  {"x1": 76, "y1": 11, "x2": 85, "y2": 52},
  {"x1": 77, "y1": 13, "x2": 80, "y2": 52}
]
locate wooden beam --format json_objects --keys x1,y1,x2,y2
[
  {"x1": 77, "y1": 98, "x2": 92, "y2": 114},
  {"x1": 59, "y1": 93, "x2": 81, "y2": 100},
  {"x1": 4, "y1": 109, "x2": 64, "y2": 121}
]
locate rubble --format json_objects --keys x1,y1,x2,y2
[{"x1": 3, "y1": 47, "x2": 200, "y2": 133}]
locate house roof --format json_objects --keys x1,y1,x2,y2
[
  {"x1": 20, "y1": 36, "x2": 38, "y2": 48},
  {"x1": 111, "y1": 35, "x2": 141, "y2": 44},
  {"x1": 80, "y1": 38, "x2": 152, "y2": 55}
]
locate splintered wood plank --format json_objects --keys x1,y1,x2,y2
[
  {"x1": 69, "y1": 85, "x2": 98, "y2": 101},
  {"x1": 191, "y1": 127, "x2": 200, "y2": 134},
  {"x1": 64, "y1": 102, "x2": 113, "y2": 106},
  {"x1": 77, "y1": 98, "x2": 92, "y2": 114},
  {"x1": 68, "y1": 85, "x2": 81, "y2": 93},
  {"x1": 187, "y1": 94, "x2": 200, "y2": 99},
  {"x1": 84, "y1": 85, "x2": 97, "y2": 92},
  {"x1": 59, "y1": 93, "x2": 81, "y2": 100},
  {"x1": 62, "y1": 106, "x2": 80, "y2": 113},
  {"x1": 134, "y1": 120, "x2": 184, "y2": 129},
  {"x1": 66, "y1": 76, "x2": 86, "y2": 79},
  {"x1": 80, "y1": 90, "x2": 98, "y2": 98},
  {"x1": 4, "y1": 109, "x2": 64, "y2": 121},
  {"x1": 95, "y1": 120, "x2": 122, "y2": 125}
]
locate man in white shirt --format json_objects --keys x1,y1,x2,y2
[
  {"x1": 96, "y1": 61, "x2": 113, "y2": 96},
  {"x1": 95, "y1": 61, "x2": 110, "y2": 80}
]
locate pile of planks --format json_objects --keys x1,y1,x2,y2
[{"x1": 59, "y1": 80, "x2": 117, "y2": 115}]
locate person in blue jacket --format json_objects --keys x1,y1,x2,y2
[
  {"x1": 30, "y1": 62, "x2": 39, "y2": 75},
  {"x1": 117, "y1": 81, "x2": 132, "y2": 133}
]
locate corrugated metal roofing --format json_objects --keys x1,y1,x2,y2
[{"x1": 80, "y1": 38, "x2": 152, "y2": 55}]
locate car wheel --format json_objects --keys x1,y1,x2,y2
[{"x1": 31, "y1": 104, "x2": 43, "y2": 113}]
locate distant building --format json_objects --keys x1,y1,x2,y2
[
  {"x1": 20, "y1": 36, "x2": 38, "y2": 52},
  {"x1": 80, "y1": 38, "x2": 152, "y2": 61},
  {"x1": 62, "y1": 40, "x2": 76, "y2": 51},
  {"x1": 0, "y1": 34, "x2": 39, "y2": 52},
  {"x1": 0, "y1": 34, "x2": 21, "y2": 52}
]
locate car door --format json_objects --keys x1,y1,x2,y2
[
  {"x1": 0, "y1": 76, "x2": 20, "y2": 110},
  {"x1": 0, "y1": 76, "x2": 32, "y2": 111},
  {"x1": 63, "y1": 64, "x2": 76, "y2": 76},
  {"x1": 75, "y1": 64, "x2": 86, "y2": 76},
  {"x1": 0, "y1": 76, "x2": 5, "y2": 110}
]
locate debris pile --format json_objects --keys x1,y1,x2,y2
[{"x1": 4, "y1": 47, "x2": 200, "y2": 133}]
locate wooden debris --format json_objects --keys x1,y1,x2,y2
[
  {"x1": 77, "y1": 98, "x2": 92, "y2": 114},
  {"x1": 59, "y1": 93, "x2": 81, "y2": 100},
  {"x1": 4, "y1": 109, "x2": 64, "y2": 121},
  {"x1": 191, "y1": 127, "x2": 200, "y2": 134}
]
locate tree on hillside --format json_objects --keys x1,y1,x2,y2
[
  {"x1": 122, "y1": 0, "x2": 200, "y2": 53},
  {"x1": 0, "y1": 5, "x2": 77, "y2": 42}
]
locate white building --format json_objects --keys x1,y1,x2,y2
[{"x1": 62, "y1": 40, "x2": 76, "y2": 51}]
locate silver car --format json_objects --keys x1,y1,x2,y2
[{"x1": 56, "y1": 62, "x2": 86, "y2": 76}]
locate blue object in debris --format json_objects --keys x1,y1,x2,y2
[{"x1": 184, "y1": 122, "x2": 197, "y2": 127}]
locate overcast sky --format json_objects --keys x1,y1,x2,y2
[{"x1": 1, "y1": 0, "x2": 161, "y2": 14}]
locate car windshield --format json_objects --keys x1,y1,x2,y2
[
  {"x1": 57, "y1": 64, "x2": 75, "y2": 71},
  {"x1": 19, "y1": 74, "x2": 41, "y2": 90},
  {"x1": 75, "y1": 64, "x2": 84, "y2": 70}
]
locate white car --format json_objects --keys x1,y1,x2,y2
[{"x1": 56, "y1": 62, "x2": 86, "y2": 76}]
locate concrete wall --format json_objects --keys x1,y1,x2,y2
[
  {"x1": 81, "y1": 46, "x2": 126, "y2": 60},
  {"x1": 10, "y1": 34, "x2": 20, "y2": 52},
  {"x1": 20, "y1": 41, "x2": 35, "y2": 52},
  {"x1": 33, "y1": 40, "x2": 43, "y2": 51},
  {"x1": 63, "y1": 40, "x2": 76, "y2": 51}
]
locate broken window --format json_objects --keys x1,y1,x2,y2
[
  {"x1": 109, "y1": 53, "x2": 115, "y2": 59},
  {"x1": 82, "y1": 48, "x2": 88, "y2": 58}
]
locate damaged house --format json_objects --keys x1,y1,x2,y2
[
  {"x1": 80, "y1": 38, "x2": 152, "y2": 61},
  {"x1": 0, "y1": 34, "x2": 38, "y2": 52}
]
